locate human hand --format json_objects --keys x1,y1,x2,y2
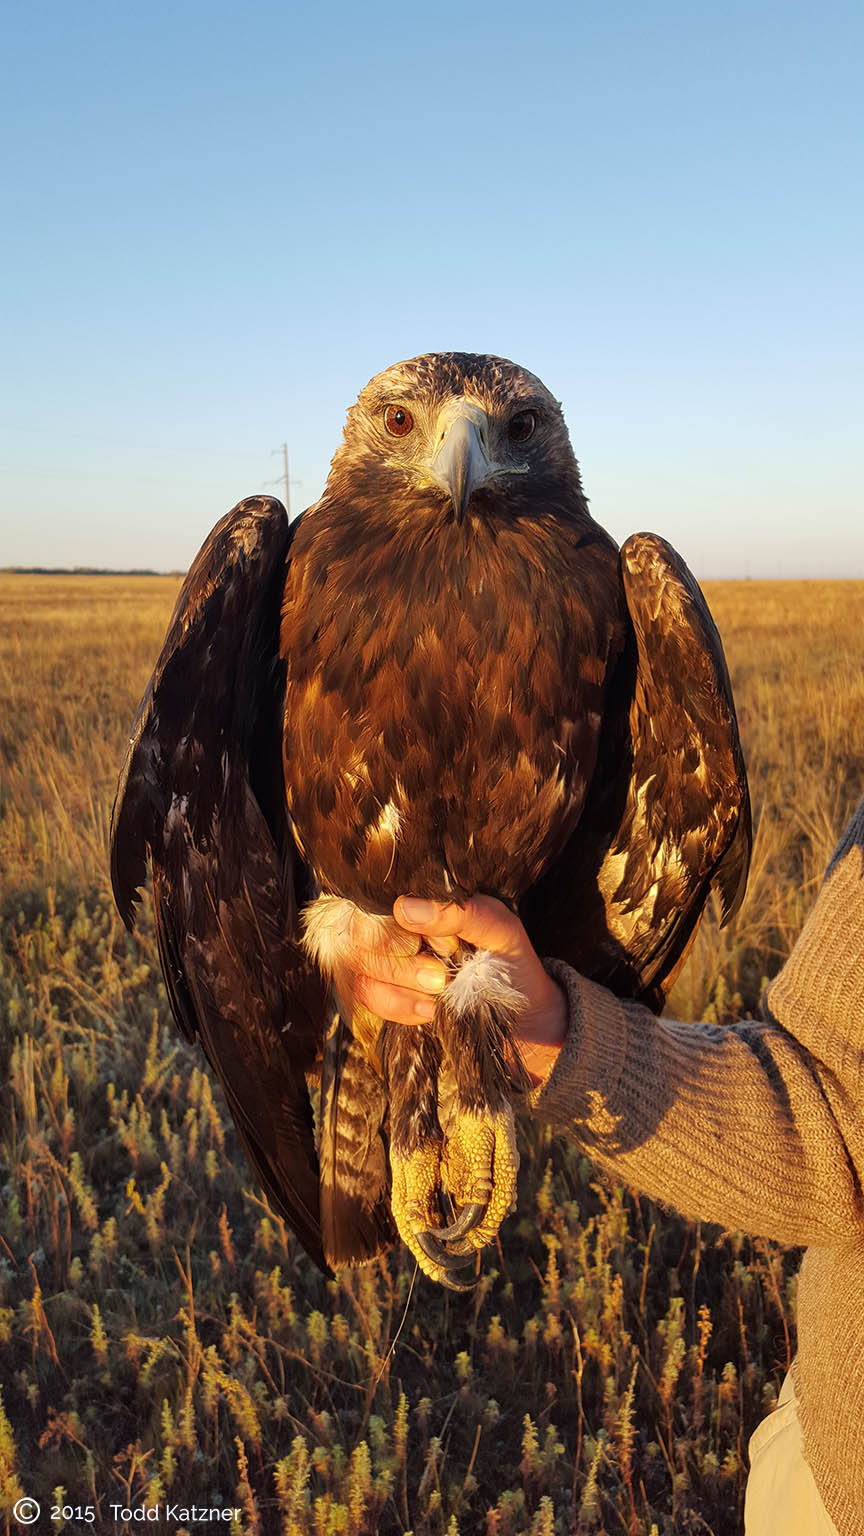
[{"x1": 346, "y1": 894, "x2": 568, "y2": 1086}]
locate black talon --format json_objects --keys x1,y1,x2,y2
[
  {"x1": 416, "y1": 1229, "x2": 476, "y2": 1272},
  {"x1": 439, "y1": 1269, "x2": 477, "y2": 1293},
  {"x1": 437, "y1": 1200, "x2": 489, "y2": 1241}
]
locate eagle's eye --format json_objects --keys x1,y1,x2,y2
[
  {"x1": 384, "y1": 404, "x2": 414, "y2": 437},
  {"x1": 508, "y1": 410, "x2": 536, "y2": 443}
]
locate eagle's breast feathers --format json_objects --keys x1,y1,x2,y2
[{"x1": 280, "y1": 487, "x2": 625, "y2": 910}]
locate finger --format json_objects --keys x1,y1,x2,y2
[
  {"x1": 352, "y1": 974, "x2": 439, "y2": 1027},
  {"x1": 350, "y1": 947, "x2": 448, "y2": 996},
  {"x1": 394, "y1": 893, "x2": 526, "y2": 955},
  {"x1": 426, "y1": 934, "x2": 460, "y2": 959}
]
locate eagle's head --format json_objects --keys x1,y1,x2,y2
[{"x1": 327, "y1": 352, "x2": 587, "y2": 522}]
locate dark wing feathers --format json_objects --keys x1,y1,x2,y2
[
  {"x1": 615, "y1": 532, "x2": 751, "y2": 933},
  {"x1": 150, "y1": 796, "x2": 327, "y2": 1266},
  {"x1": 112, "y1": 497, "x2": 297, "y2": 925},
  {"x1": 110, "y1": 496, "x2": 331, "y2": 1272},
  {"x1": 522, "y1": 532, "x2": 751, "y2": 1008}
]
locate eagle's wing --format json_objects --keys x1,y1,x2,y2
[
  {"x1": 110, "y1": 496, "x2": 330, "y2": 1271},
  {"x1": 521, "y1": 532, "x2": 751, "y2": 1009}
]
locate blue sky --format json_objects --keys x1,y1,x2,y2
[{"x1": 2, "y1": 1, "x2": 861, "y2": 576}]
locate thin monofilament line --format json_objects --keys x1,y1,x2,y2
[{"x1": 371, "y1": 1261, "x2": 419, "y2": 1397}]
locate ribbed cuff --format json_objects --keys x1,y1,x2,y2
[{"x1": 528, "y1": 957, "x2": 633, "y2": 1124}]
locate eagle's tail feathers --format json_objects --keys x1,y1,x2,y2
[{"x1": 319, "y1": 1009, "x2": 397, "y2": 1268}]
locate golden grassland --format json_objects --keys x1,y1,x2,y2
[{"x1": 1, "y1": 571, "x2": 863, "y2": 1536}]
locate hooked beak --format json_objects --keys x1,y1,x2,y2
[{"x1": 430, "y1": 414, "x2": 493, "y2": 522}]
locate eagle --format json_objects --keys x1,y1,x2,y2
[{"x1": 111, "y1": 352, "x2": 751, "y2": 1289}]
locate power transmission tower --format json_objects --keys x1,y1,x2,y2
[{"x1": 270, "y1": 443, "x2": 302, "y2": 518}]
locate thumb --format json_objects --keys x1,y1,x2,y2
[{"x1": 394, "y1": 894, "x2": 524, "y2": 955}]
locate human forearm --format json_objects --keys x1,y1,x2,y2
[{"x1": 532, "y1": 957, "x2": 863, "y2": 1248}]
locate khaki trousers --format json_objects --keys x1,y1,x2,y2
[{"x1": 744, "y1": 1372, "x2": 839, "y2": 1535}]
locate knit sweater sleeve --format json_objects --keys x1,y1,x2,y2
[{"x1": 529, "y1": 797, "x2": 864, "y2": 1248}]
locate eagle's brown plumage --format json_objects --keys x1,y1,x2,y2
[{"x1": 111, "y1": 352, "x2": 751, "y2": 1286}]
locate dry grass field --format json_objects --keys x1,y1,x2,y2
[{"x1": 1, "y1": 571, "x2": 863, "y2": 1536}]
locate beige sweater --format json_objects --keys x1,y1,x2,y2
[{"x1": 533, "y1": 798, "x2": 864, "y2": 1536}]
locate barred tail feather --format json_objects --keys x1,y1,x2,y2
[{"x1": 319, "y1": 1010, "x2": 397, "y2": 1267}]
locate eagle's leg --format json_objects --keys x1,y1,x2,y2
[
  {"x1": 301, "y1": 896, "x2": 511, "y2": 1284},
  {"x1": 380, "y1": 1020, "x2": 476, "y2": 1288},
  {"x1": 302, "y1": 896, "x2": 475, "y2": 1284},
  {"x1": 433, "y1": 943, "x2": 528, "y2": 1252},
  {"x1": 438, "y1": 1099, "x2": 520, "y2": 1252}
]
